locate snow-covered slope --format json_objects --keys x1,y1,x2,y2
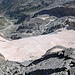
[{"x1": 0, "y1": 28, "x2": 75, "y2": 62}]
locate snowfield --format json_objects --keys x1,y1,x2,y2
[{"x1": 0, "y1": 28, "x2": 75, "y2": 62}]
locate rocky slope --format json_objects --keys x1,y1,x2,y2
[
  {"x1": 0, "y1": 0, "x2": 73, "y2": 18},
  {"x1": 0, "y1": 0, "x2": 74, "y2": 21},
  {"x1": 1, "y1": 16, "x2": 75, "y2": 40},
  {"x1": 0, "y1": 0, "x2": 74, "y2": 75},
  {"x1": 0, "y1": 46, "x2": 75, "y2": 75},
  {"x1": 0, "y1": 0, "x2": 75, "y2": 40}
]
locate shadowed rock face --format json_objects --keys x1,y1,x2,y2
[
  {"x1": 0, "y1": 46, "x2": 75, "y2": 75},
  {"x1": 0, "y1": 53, "x2": 5, "y2": 65},
  {"x1": 32, "y1": 7, "x2": 75, "y2": 18},
  {"x1": 26, "y1": 47, "x2": 75, "y2": 75}
]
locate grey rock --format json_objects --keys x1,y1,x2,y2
[{"x1": 0, "y1": 46, "x2": 74, "y2": 75}]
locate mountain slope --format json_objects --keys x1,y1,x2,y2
[
  {"x1": 0, "y1": 0, "x2": 54, "y2": 18},
  {"x1": 0, "y1": 46, "x2": 75, "y2": 75},
  {"x1": 0, "y1": 29, "x2": 75, "y2": 62},
  {"x1": 0, "y1": 0, "x2": 74, "y2": 19}
]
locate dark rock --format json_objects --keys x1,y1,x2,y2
[
  {"x1": 32, "y1": 7, "x2": 75, "y2": 18},
  {"x1": 11, "y1": 34, "x2": 21, "y2": 40},
  {"x1": 65, "y1": 19, "x2": 75, "y2": 30},
  {"x1": 15, "y1": 14, "x2": 31, "y2": 24}
]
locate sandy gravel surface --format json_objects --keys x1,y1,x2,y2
[{"x1": 0, "y1": 28, "x2": 75, "y2": 62}]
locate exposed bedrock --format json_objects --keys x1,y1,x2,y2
[
  {"x1": 26, "y1": 47, "x2": 75, "y2": 75},
  {"x1": 0, "y1": 46, "x2": 74, "y2": 75}
]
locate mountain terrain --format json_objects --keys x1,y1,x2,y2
[
  {"x1": 0, "y1": 0, "x2": 74, "y2": 75},
  {"x1": 0, "y1": 45, "x2": 75, "y2": 75},
  {"x1": 0, "y1": 0, "x2": 74, "y2": 40}
]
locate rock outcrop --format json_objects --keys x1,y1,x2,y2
[
  {"x1": 0, "y1": 0, "x2": 75, "y2": 40},
  {"x1": 0, "y1": 46, "x2": 75, "y2": 75}
]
